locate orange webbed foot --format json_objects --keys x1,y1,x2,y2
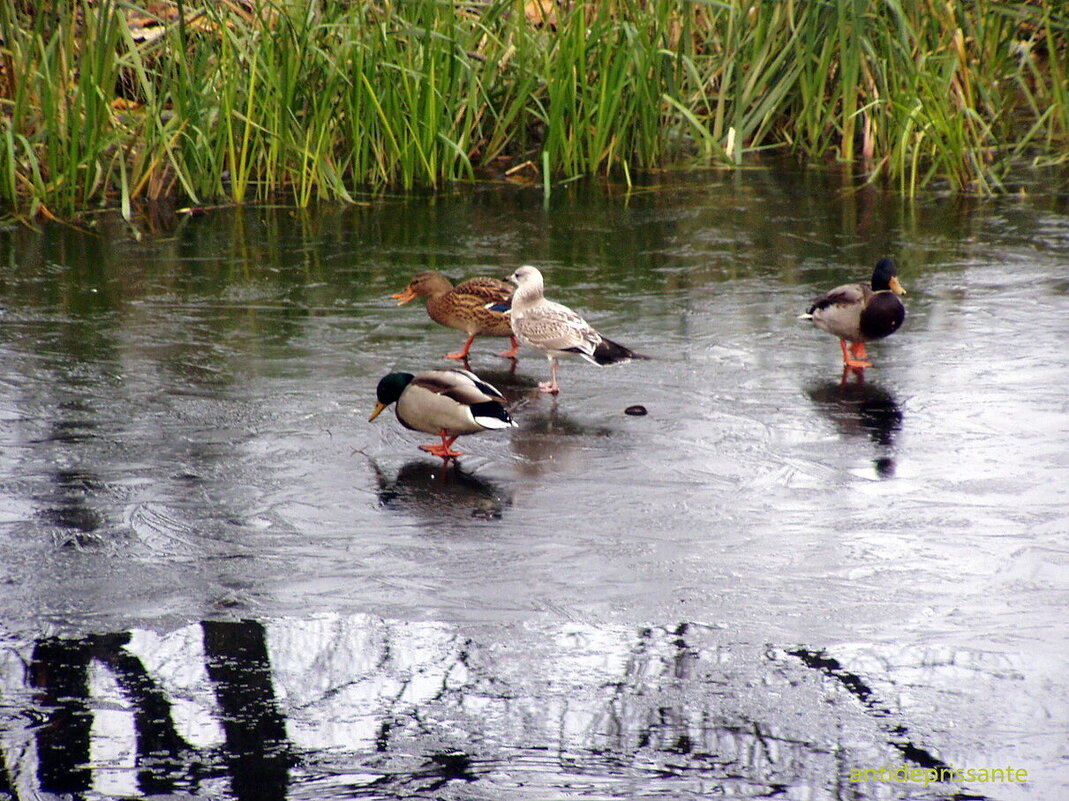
[
  {"x1": 419, "y1": 443, "x2": 463, "y2": 459},
  {"x1": 840, "y1": 365, "x2": 866, "y2": 385},
  {"x1": 419, "y1": 432, "x2": 463, "y2": 460},
  {"x1": 445, "y1": 335, "x2": 476, "y2": 361},
  {"x1": 840, "y1": 340, "x2": 872, "y2": 370},
  {"x1": 496, "y1": 337, "x2": 520, "y2": 359}
]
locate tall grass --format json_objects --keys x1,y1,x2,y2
[{"x1": 1, "y1": 0, "x2": 1066, "y2": 218}]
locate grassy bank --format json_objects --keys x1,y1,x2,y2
[{"x1": 1, "y1": 0, "x2": 1066, "y2": 218}]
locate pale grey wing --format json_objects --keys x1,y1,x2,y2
[
  {"x1": 515, "y1": 305, "x2": 601, "y2": 354},
  {"x1": 808, "y1": 282, "x2": 865, "y2": 313},
  {"x1": 449, "y1": 368, "x2": 506, "y2": 401},
  {"x1": 412, "y1": 369, "x2": 500, "y2": 405}
]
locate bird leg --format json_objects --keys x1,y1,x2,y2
[
  {"x1": 445, "y1": 334, "x2": 476, "y2": 361},
  {"x1": 840, "y1": 364, "x2": 865, "y2": 386},
  {"x1": 839, "y1": 339, "x2": 872, "y2": 369},
  {"x1": 538, "y1": 360, "x2": 561, "y2": 395},
  {"x1": 419, "y1": 430, "x2": 463, "y2": 459},
  {"x1": 496, "y1": 336, "x2": 520, "y2": 359}
]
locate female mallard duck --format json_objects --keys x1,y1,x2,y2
[
  {"x1": 801, "y1": 257, "x2": 907, "y2": 369},
  {"x1": 391, "y1": 271, "x2": 519, "y2": 361},
  {"x1": 506, "y1": 265, "x2": 648, "y2": 395},
  {"x1": 368, "y1": 368, "x2": 516, "y2": 460}
]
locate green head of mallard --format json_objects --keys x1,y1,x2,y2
[
  {"x1": 872, "y1": 258, "x2": 907, "y2": 295},
  {"x1": 368, "y1": 372, "x2": 415, "y2": 421}
]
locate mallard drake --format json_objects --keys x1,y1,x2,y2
[
  {"x1": 391, "y1": 271, "x2": 519, "y2": 361},
  {"x1": 801, "y1": 258, "x2": 907, "y2": 369},
  {"x1": 368, "y1": 368, "x2": 516, "y2": 460},
  {"x1": 506, "y1": 265, "x2": 648, "y2": 395}
]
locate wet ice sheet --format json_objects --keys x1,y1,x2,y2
[{"x1": 0, "y1": 171, "x2": 1067, "y2": 799}]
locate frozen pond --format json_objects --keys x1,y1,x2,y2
[{"x1": 1, "y1": 167, "x2": 1067, "y2": 799}]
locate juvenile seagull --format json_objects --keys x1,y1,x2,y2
[
  {"x1": 369, "y1": 368, "x2": 516, "y2": 461},
  {"x1": 800, "y1": 257, "x2": 907, "y2": 369},
  {"x1": 506, "y1": 265, "x2": 648, "y2": 395}
]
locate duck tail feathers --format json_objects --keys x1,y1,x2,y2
[
  {"x1": 593, "y1": 337, "x2": 650, "y2": 365},
  {"x1": 469, "y1": 400, "x2": 516, "y2": 429}
]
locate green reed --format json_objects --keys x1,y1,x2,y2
[{"x1": 0, "y1": 0, "x2": 1066, "y2": 218}]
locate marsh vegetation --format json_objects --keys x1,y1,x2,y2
[{"x1": 1, "y1": 0, "x2": 1067, "y2": 218}]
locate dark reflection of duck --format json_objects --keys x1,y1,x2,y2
[
  {"x1": 367, "y1": 457, "x2": 511, "y2": 521},
  {"x1": 509, "y1": 406, "x2": 614, "y2": 477},
  {"x1": 804, "y1": 370, "x2": 903, "y2": 477}
]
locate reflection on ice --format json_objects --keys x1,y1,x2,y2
[
  {"x1": 367, "y1": 457, "x2": 511, "y2": 522},
  {"x1": 1, "y1": 169, "x2": 1067, "y2": 800},
  {"x1": 1, "y1": 613, "x2": 1038, "y2": 801},
  {"x1": 803, "y1": 371, "x2": 903, "y2": 478},
  {"x1": 509, "y1": 404, "x2": 616, "y2": 478},
  {"x1": 9, "y1": 625, "x2": 293, "y2": 800}
]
